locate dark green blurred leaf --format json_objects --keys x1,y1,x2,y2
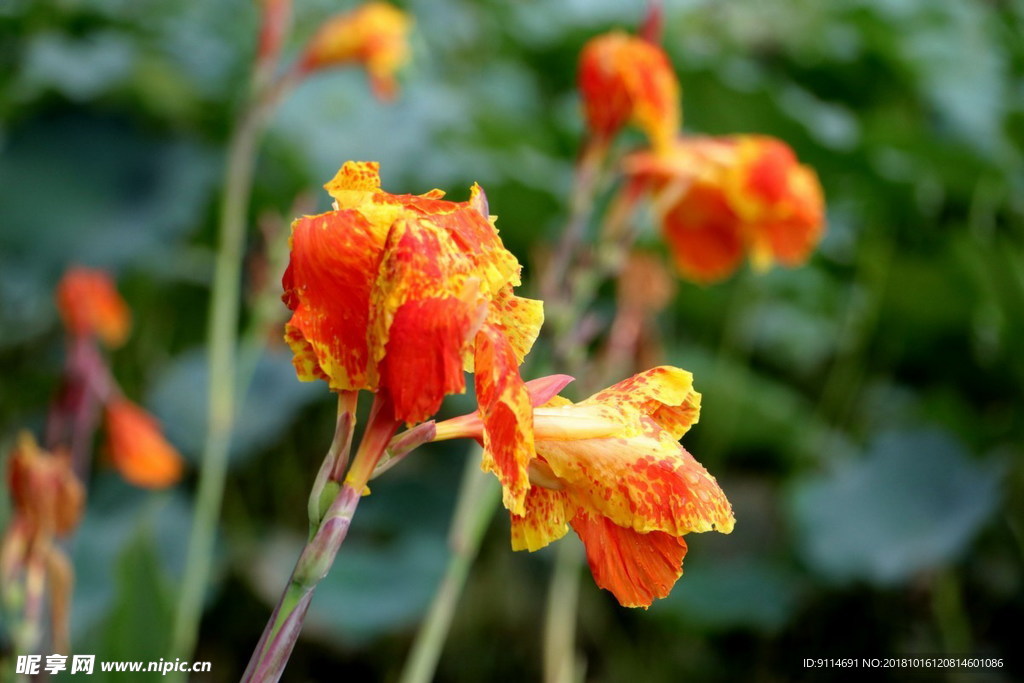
[
  {"x1": 70, "y1": 477, "x2": 192, "y2": 640},
  {"x1": 98, "y1": 530, "x2": 175, "y2": 666},
  {"x1": 655, "y1": 558, "x2": 804, "y2": 632},
  {"x1": 790, "y1": 429, "x2": 1003, "y2": 584},
  {"x1": 248, "y1": 529, "x2": 447, "y2": 646},
  {"x1": 147, "y1": 348, "x2": 322, "y2": 466}
]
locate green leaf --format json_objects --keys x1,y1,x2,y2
[
  {"x1": 98, "y1": 529, "x2": 175, "y2": 667},
  {"x1": 790, "y1": 429, "x2": 1003, "y2": 584},
  {"x1": 147, "y1": 348, "x2": 322, "y2": 466}
]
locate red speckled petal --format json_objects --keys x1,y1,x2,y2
[
  {"x1": 379, "y1": 295, "x2": 475, "y2": 424},
  {"x1": 582, "y1": 366, "x2": 700, "y2": 439},
  {"x1": 282, "y1": 209, "x2": 385, "y2": 391},
  {"x1": 475, "y1": 323, "x2": 535, "y2": 516},
  {"x1": 539, "y1": 424, "x2": 734, "y2": 537},
  {"x1": 510, "y1": 484, "x2": 572, "y2": 552},
  {"x1": 571, "y1": 510, "x2": 688, "y2": 608}
]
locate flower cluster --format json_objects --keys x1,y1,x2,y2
[
  {"x1": 625, "y1": 135, "x2": 825, "y2": 283},
  {"x1": 577, "y1": 29, "x2": 826, "y2": 283},
  {"x1": 283, "y1": 163, "x2": 733, "y2": 606}
]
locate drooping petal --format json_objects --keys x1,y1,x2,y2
[
  {"x1": 539, "y1": 426, "x2": 734, "y2": 537},
  {"x1": 510, "y1": 484, "x2": 572, "y2": 552},
  {"x1": 582, "y1": 365, "x2": 701, "y2": 439},
  {"x1": 571, "y1": 510, "x2": 688, "y2": 608},
  {"x1": 474, "y1": 323, "x2": 534, "y2": 516},
  {"x1": 104, "y1": 400, "x2": 183, "y2": 489},
  {"x1": 282, "y1": 209, "x2": 386, "y2": 391}
]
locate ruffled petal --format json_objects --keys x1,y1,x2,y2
[
  {"x1": 539, "y1": 426, "x2": 734, "y2": 536},
  {"x1": 582, "y1": 366, "x2": 700, "y2": 439},
  {"x1": 484, "y1": 287, "x2": 544, "y2": 367},
  {"x1": 510, "y1": 485, "x2": 571, "y2": 552},
  {"x1": 571, "y1": 510, "x2": 687, "y2": 608},
  {"x1": 282, "y1": 209, "x2": 385, "y2": 390},
  {"x1": 379, "y1": 295, "x2": 477, "y2": 424},
  {"x1": 475, "y1": 323, "x2": 534, "y2": 516}
]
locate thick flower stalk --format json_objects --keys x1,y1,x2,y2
[
  {"x1": 578, "y1": 30, "x2": 680, "y2": 153},
  {"x1": 1, "y1": 432, "x2": 84, "y2": 655},
  {"x1": 624, "y1": 135, "x2": 826, "y2": 283},
  {"x1": 244, "y1": 161, "x2": 543, "y2": 682},
  {"x1": 434, "y1": 366, "x2": 734, "y2": 608}
]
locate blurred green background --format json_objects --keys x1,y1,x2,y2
[{"x1": 1, "y1": 0, "x2": 1022, "y2": 680}]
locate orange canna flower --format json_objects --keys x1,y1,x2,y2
[
  {"x1": 104, "y1": 399, "x2": 183, "y2": 489},
  {"x1": 2, "y1": 433, "x2": 83, "y2": 654},
  {"x1": 6, "y1": 432, "x2": 83, "y2": 541},
  {"x1": 578, "y1": 31, "x2": 680, "y2": 151},
  {"x1": 282, "y1": 161, "x2": 543, "y2": 514},
  {"x1": 435, "y1": 367, "x2": 734, "y2": 608},
  {"x1": 625, "y1": 135, "x2": 826, "y2": 283},
  {"x1": 55, "y1": 267, "x2": 131, "y2": 348},
  {"x1": 298, "y1": 2, "x2": 412, "y2": 100}
]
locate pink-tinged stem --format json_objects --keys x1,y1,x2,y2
[
  {"x1": 242, "y1": 484, "x2": 360, "y2": 683},
  {"x1": 241, "y1": 393, "x2": 400, "y2": 683}
]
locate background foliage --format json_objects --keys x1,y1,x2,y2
[{"x1": 1, "y1": 0, "x2": 1022, "y2": 680}]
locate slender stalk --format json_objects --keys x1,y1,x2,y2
[
  {"x1": 543, "y1": 539, "x2": 585, "y2": 683},
  {"x1": 399, "y1": 448, "x2": 499, "y2": 683},
  {"x1": 170, "y1": 76, "x2": 294, "y2": 662}
]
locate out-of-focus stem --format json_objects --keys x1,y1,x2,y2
[
  {"x1": 399, "y1": 447, "x2": 500, "y2": 683},
  {"x1": 170, "y1": 71, "x2": 297, "y2": 664},
  {"x1": 544, "y1": 538, "x2": 585, "y2": 683},
  {"x1": 542, "y1": 139, "x2": 609, "y2": 304}
]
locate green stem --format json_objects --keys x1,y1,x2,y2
[
  {"x1": 170, "y1": 82, "x2": 286, "y2": 663},
  {"x1": 544, "y1": 538, "x2": 585, "y2": 683},
  {"x1": 399, "y1": 448, "x2": 500, "y2": 683},
  {"x1": 244, "y1": 392, "x2": 399, "y2": 682}
]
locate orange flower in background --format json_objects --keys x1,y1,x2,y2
[
  {"x1": 55, "y1": 267, "x2": 131, "y2": 348},
  {"x1": 1, "y1": 433, "x2": 83, "y2": 653},
  {"x1": 6, "y1": 432, "x2": 83, "y2": 541},
  {"x1": 299, "y1": 2, "x2": 411, "y2": 100},
  {"x1": 625, "y1": 135, "x2": 825, "y2": 283},
  {"x1": 104, "y1": 399, "x2": 183, "y2": 489},
  {"x1": 578, "y1": 31, "x2": 680, "y2": 151},
  {"x1": 282, "y1": 161, "x2": 544, "y2": 514},
  {"x1": 436, "y1": 367, "x2": 734, "y2": 607}
]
